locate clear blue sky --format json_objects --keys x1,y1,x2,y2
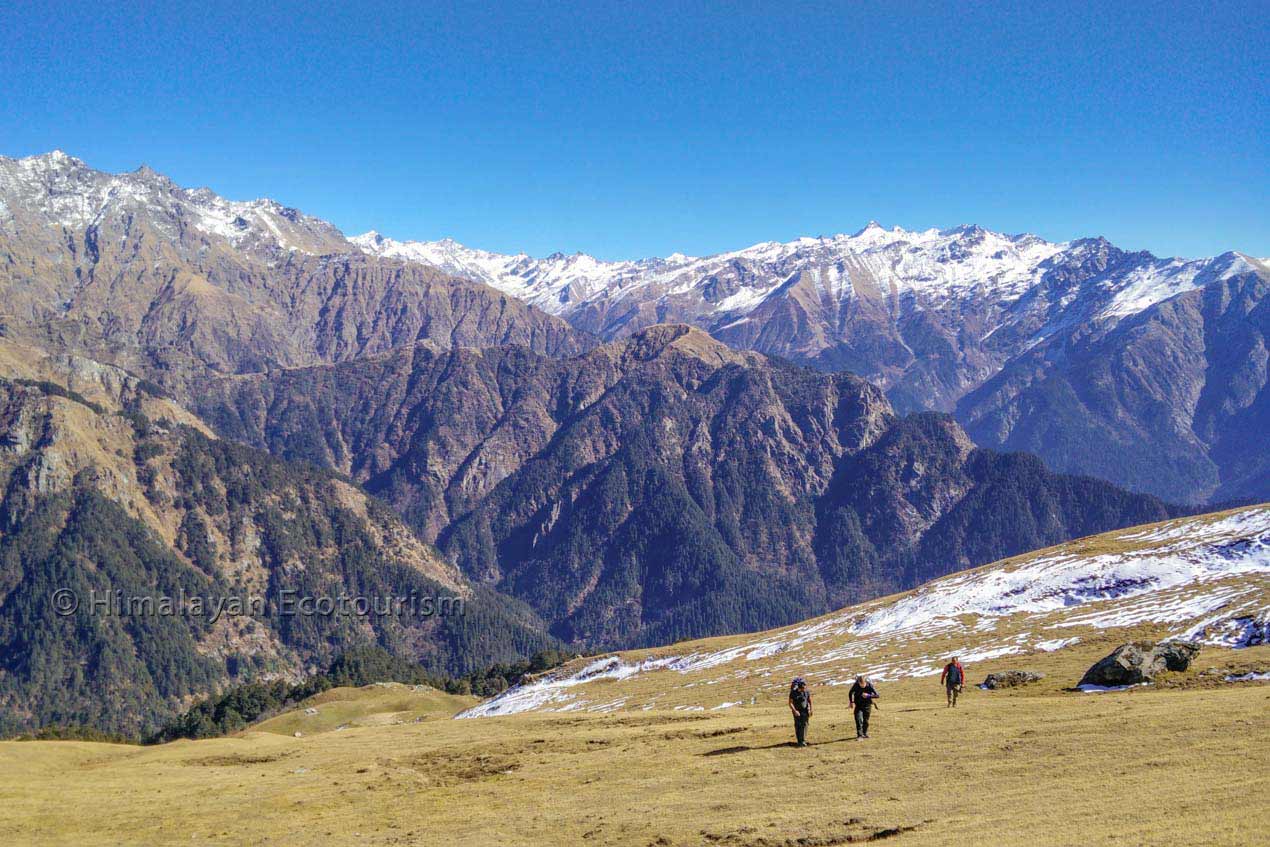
[{"x1": 3, "y1": 1, "x2": 1266, "y2": 259}]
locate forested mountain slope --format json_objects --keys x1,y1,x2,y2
[
  {"x1": 0, "y1": 343, "x2": 554, "y2": 735},
  {"x1": 199, "y1": 324, "x2": 1178, "y2": 648}
]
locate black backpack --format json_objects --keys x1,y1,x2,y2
[{"x1": 790, "y1": 685, "x2": 810, "y2": 712}]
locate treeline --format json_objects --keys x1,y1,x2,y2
[
  {"x1": 7, "y1": 377, "x2": 105, "y2": 414},
  {"x1": 147, "y1": 645, "x2": 576, "y2": 743}
]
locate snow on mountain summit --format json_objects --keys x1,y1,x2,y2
[
  {"x1": 0, "y1": 151, "x2": 346, "y2": 255},
  {"x1": 351, "y1": 222, "x2": 1241, "y2": 339},
  {"x1": 353, "y1": 222, "x2": 1076, "y2": 318}
]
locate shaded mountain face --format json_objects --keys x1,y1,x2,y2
[
  {"x1": 958, "y1": 267, "x2": 1270, "y2": 504},
  {"x1": 198, "y1": 325, "x2": 1177, "y2": 649},
  {"x1": 0, "y1": 348, "x2": 555, "y2": 735},
  {"x1": 0, "y1": 152, "x2": 593, "y2": 395},
  {"x1": 355, "y1": 227, "x2": 1269, "y2": 504}
]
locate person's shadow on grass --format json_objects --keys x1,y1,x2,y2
[{"x1": 702, "y1": 735, "x2": 861, "y2": 755}]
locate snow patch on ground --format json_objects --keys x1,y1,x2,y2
[
  {"x1": 1077, "y1": 683, "x2": 1152, "y2": 693},
  {"x1": 459, "y1": 508, "x2": 1270, "y2": 718},
  {"x1": 1224, "y1": 672, "x2": 1270, "y2": 682},
  {"x1": 1034, "y1": 637, "x2": 1080, "y2": 652}
]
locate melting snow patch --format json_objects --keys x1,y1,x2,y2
[
  {"x1": 958, "y1": 645, "x2": 1023, "y2": 663},
  {"x1": 456, "y1": 655, "x2": 680, "y2": 717},
  {"x1": 711, "y1": 701, "x2": 744, "y2": 711},
  {"x1": 1077, "y1": 683, "x2": 1151, "y2": 693},
  {"x1": 1034, "y1": 637, "x2": 1080, "y2": 652},
  {"x1": 1178, "y1": 609, "x2": 1269, "y2": 648},
  {"x1": 849, "y1": 514, "x2": 1268, "y2": 638},
  {"x1": 1224, "y1": 672, "x2": 1270, "y2": 682}
]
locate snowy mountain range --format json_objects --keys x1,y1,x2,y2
[
  {"x1": 353, "y1": 227, "x2": 1268, "y2": 504},
  {"x1": 0, "y1": 150, "x2": 349, "y2": 256},
  {"x1": 2, "y1": 151, "x2": 1267, "y2": 503},
  {"x1": 353, "y1": 224, "x2": 1258, "y2": 330},
  {"x1": 351, "y1": 226, "x2": 1263, "y2": 403}
]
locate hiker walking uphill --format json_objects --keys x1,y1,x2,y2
[
  {"x1": 848, "y1": 676, "x2": 879, "y2": 739},
  {"x1": 788, "y1": 677, "x2": 812, "y2": 747},
  {"x1": 941, "y1": 657, "x2": 965, "y2": 707}
]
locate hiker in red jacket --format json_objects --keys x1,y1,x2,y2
[{"x1": 941, "y1": 657, "x2": 965, "y2": 707}]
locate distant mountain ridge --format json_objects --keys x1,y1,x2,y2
[
  {"x1": 0, "y1": 151, "x2": 593, "y2": 394},
  {"x1": 350, "y1": 224, "x2": 1261, "y2": 382},
  {"x1": 3, "y1": 149, "x2": 1266, "y2": 504},
  {"x1": 354, "y1": 228, "x2": 1269, "y2": 504}
]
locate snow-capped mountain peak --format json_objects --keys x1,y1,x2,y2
[
  {"x1": 0, "y1": 151, "x2": 346, "y2": 256},
  {"x1": 352, "y1": 221, "x2": 1078, "y2": 322}
]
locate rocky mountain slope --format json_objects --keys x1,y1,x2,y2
[
  {"x1": 462, "y1": 505, "x2": 1270, "y2": 716},
  {"x1": 0, "y1": 152, "x2": 592, "y2": 397},
  {"x1": 356, "y1": 228, "x2": 1269, "y2": 503},
  {"x1": 958, "y1": 267, "x2": 1270, "y2": 503},
  {"x1": 0, "y1": 342, "x2": 554, "y2": 735},
  {"x1": 5, "y1": 150, "x2": 1262, "y2": 504},
  {"x1": 198, "y1": 324, "x2": 1178, "y2": 649}
]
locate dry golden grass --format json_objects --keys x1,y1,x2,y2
[
  {"x1": 463, "y1": 506, "x2": 1270, "y2": 716},
  {"x1": 251, "y1": 684, "x2": 476, "y2": 736},
  {"x1": 2, "y1": 507, "x2": 1265, "y2": 845},
  {"x1": 0, "y1": 670, "x2": 1266, "y2": 846}
]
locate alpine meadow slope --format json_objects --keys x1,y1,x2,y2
[
  {"x1": 1, "y1": 507, "x2": 1266, "y2": 847},
  {"x1": 461, "y1": 504, "x2": 1270, "y2": 717}
]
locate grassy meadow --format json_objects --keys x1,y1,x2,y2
[{"x1": 1, "y1": 643, "x2": 1266, "y2": 846}]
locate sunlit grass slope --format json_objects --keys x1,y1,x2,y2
[{"x1": 0, "y1": 506, "x2": 1266, "y2": 846}]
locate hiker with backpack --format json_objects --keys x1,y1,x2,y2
[
  {"x1": 848, "y1": 675, "x2": 879, "y2": 739},
  {"x1": 788, "y1": 677, "x2": 812, "y2": 747},
  {"x1": 941, "y1": 656, "x2": 965, "y2": 707}
]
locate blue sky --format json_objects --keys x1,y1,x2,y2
[{"x1": 3, "y1": 1, "x2": 1266, "y2": 259}]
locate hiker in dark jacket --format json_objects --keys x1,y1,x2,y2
[
  {"x1": 788, "y1": 677, "x2": 812, "y2": 747},
  {"x1": 941, "y1": 657, "x2": 965, "y2": 707},
  {"x1": 848, "y1": 675, "x2": 878, "y2": 739}
]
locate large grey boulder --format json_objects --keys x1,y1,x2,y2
[
  {"x1": 1079, "y1": 641, "x2": 1201, "y2": 687},
  {"x1": 980, "y1": 670, "x2": 1045, "y2": 689}
]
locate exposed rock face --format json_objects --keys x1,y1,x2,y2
[
  {"x1": 1079, "y1": 642, "x2": 1202, "y2": 687},
  {"x1": 198, "y1": 325, "x2": 1177, "y2": 648},
  {"x1": 980, "y1": 670, "x2": 1045, "y2": 689},
  {"x1": 0, "y1": 153, "x2": 594, "y2": 395}
]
